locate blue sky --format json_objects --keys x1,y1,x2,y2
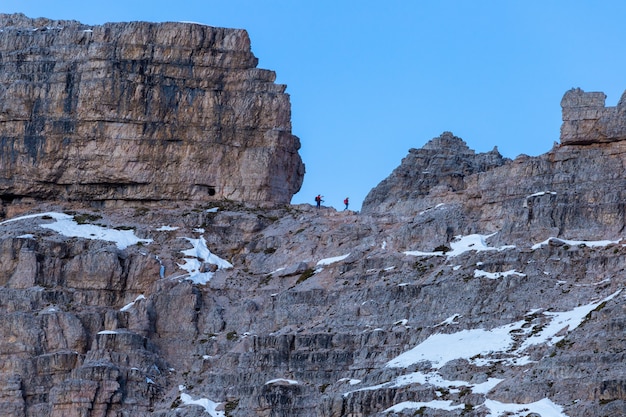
[{"x1": 3, "y1": 1, "x2": 626, "y2": 210}]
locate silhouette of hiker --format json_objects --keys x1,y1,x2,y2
[
  {"x1": 315, "y1": 194, "x2": 322, "y2": 208},
  {"x1": 344, "y1": 197, "x2": 349, "y2": 210}
]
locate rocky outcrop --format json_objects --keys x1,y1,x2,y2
[
  {"x1": 361, "y1": 132, "x2": 508, "y2": 217},
  {"x1": 0, "y1": 13, "x2": 304, "y2": 207},
  {"x1": 560, "y1": 87, "x2": 626, "y2": 144},
  {"x1": 2, "y1": 15, "x2": 626, "y2": 415},
  {"x1": 362, "y1": 130, "x2": 626, "y2": 251}
]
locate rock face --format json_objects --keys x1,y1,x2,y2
[
  {"x1": 362, "y1": 132, "x2": 509, "y2": 217},
  {"x1": 3, "y1": 20, "x2": 626, "y2": 416},
  {"x1": 560, "y1": 87, "x2": 626, "y2": 144},
  {"x1": 0, "y1": 14, "x2": 304, "y2": 206}
]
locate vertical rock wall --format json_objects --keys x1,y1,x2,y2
[
  {"x1": 0, "y1": 14, "x2": 304, "y2": 206},
  {"x1": 560, "y1": 87, "x2": 626, "y2": 144}
]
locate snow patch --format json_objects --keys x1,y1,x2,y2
[
  {"x1": 435, "y1": 314, "x2": 461, "y2": 327},
  {"x1": 179, "y1": 393, "x2": 224, "y2": 417},
  {"x1": 384, "y1": 400, "x2": 464, "y2": 413},
  {"x1": 481, "y1": 398, "x2": 568, "y2": 417},
  {"x1": 120, "y1": 294, "x2": 146, "y2": 312},
  {"x1": 474, "y1": 269, "x2": 526, "y2": 279},
  {"x1": 386, "y1": 325, "x2": 520, "y2": 369},
  {"x1": 316, "y1": 253, "x2": 350, "y2": 266},
  {"x1": 0, "y1": 212, "x2": 151, "y2": 249},
  {"x1": 265, "y1": 378, "x2": 299, "y2": 385},
  {"x1": 404, "y1": 233, "x2": 515, "y2": 258},
  {"x1": 523, "y1": 191, "x2": 557, "y2": 207},
  {"x1": 532, "y1": 237, "x2": 619, "y2": 250},
  {"x1": 177, "y1": 236, "x2": 233, "y2": 285},
  {"x1": 520, "y1": 290, "x2": 620, "y2": 350},
  {"x1": 156, "y1": 225, "x2": 179, "y2": 231},
  {"x1": 387, "y1": 290, "x2": 620, "y2": 370},
  {"x1": 419, "y1": 203, "x2": 445, "y2": 215}
]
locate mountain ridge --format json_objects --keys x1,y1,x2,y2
[{"x1": 1, "y1": 13, "x2": 626, "y2": 417}]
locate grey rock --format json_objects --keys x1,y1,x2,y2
[
  {"x1": 2, "y1": 14, "x2": 626, "y2": 417},
  {"x1": 0, "y1": 13, "x2": 304, "y2": 207}
]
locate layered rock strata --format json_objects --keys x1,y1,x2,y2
[
  {"x1": 362, "y1": 131, "x2": 626, "y2": 250},
  {"x1": 1, "y1": 198, "x2": 626, "y2": 417},
  {"x1": 560, "y1": 87, "x2": 626, "y2": 144},
  {"x1": 2, "y1": 19, "x2": 626, "y2": 416},
  {"x1": 0, "y1": 14, "x2": 304, "y2": 206}
]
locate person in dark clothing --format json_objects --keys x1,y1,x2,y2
[
  {"x1": 315, "y1": 194, "x2": 322, "y2": 208},
  {"x1": 344, "y1": 197, "x2": 349, "y2": 210}
]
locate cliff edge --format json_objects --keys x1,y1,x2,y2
[{"x1": 0, "y1": 14, "x2": 304, "y2": 207}]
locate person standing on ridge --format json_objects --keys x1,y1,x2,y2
[
  {"x1": 315, "y1": 194, "x2": 322, "y2": 208},
  {"x1": 344, "y1": 197, "x2": 349, "y2": 210}
]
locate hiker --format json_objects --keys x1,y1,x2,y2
[
  {"x1": 315, "y1": 194, "x2": 322, "y2": 208},
  {"x1": 344, "y1": 197, "x2": 349, "y2": 210}
]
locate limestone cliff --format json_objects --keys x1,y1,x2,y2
[
  {"x1": 0, "y1": 14, "x2": 304, "y2": 206},
  {"x1": 3, "y1": 18, "x2": 626, "y2": 416},
  {"x1": 560, "y1": 87, "x2": 626, "y2": 145}
]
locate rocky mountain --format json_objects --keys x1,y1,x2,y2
[{"x1": 1, "y1": 13, "x2": 626, "y2": 417}]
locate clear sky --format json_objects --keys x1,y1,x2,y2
[{"x1": 3, "y1": 1, "x2": 626, "y2": 210}]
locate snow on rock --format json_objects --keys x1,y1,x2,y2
[
  {"x1": 481, "y1": 398, "x2": 568, "y2": 417},
  {"x1": 156, "y1": 225, "x2": 179, "y2": 231},
  {"x1": 404, "y1": 233, "x2": 515, "y2": 258},
  {"x1": 435, "y1": 314, "x2": 461, "y2": 327},
  {"x1": 120, "y1": 294, "x2": 146, "y2": 312},
  {"x1": 384, "y1": 400, "x2": 464, "y2": 413},
  {"x1": 346, "y1": 370, "x2": 502, "y2": 397},
  {"x1": 179, "y1": 393, "x2": 225, "y2": 417},
  {"x1": 41, "y1": 214, "x2": 151, "y2": 250},
  {"x1": 372, "y1": 292, "x2": 620, "y2": 417},
  {"x1": 177, "y1": 236, "x2": 233, "y2": 285},
  {"x1": 386, "y1": 389, "x2": 566, "y2": 416},
  {"x1": 386, "y1": 291, "x2": 620, "y2": 370},
  {"x1": 520, "y1": 290, "x2": 621, "y2": 350},
  {"x1": 418, "y1": 203, "x2": 445, "y2": 215},
  {"x1": 0, "y1": 212, "x2": 151, "y2": 249},
  {"x1": 531, "y1": 237, "x2": 620, "y2": 250},
  {"x1": 523, "y1": 191, "x2": 557, "y2": 207},
  {"x1": 316, "y1": 253, "x2": 350, "y2": 266},
  {"x1": 526, "y1": 191, "x2": 557, "y2": 198},
  {"x1": 385, "y1": 324, "x2": 523, "y2": 369},
  {"x1": 474, "y1": 269, "x2": 526, "y2": 279},
  {"x1": 265, "y1": 378, "x2": 299, "y2": 385}
]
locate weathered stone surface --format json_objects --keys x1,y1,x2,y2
[
  {"x1": 362, "y1": 131, "x2": 508, "y2": 217},
  {"x1": 560, "y1": 87, "x2": 626, "y2": 144},
  {"x1": 2, "y1": 15, "x2": 626, "y2": 415},
  {"x1": 2, "y1": 195, "x2": 626, "y2": 416},
  {"x1": 0, "y1": 13, "x2": 304, "y2": 206},
  {"x1": 362, "y1": 131, "x2": 626, "y2": 251}
]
